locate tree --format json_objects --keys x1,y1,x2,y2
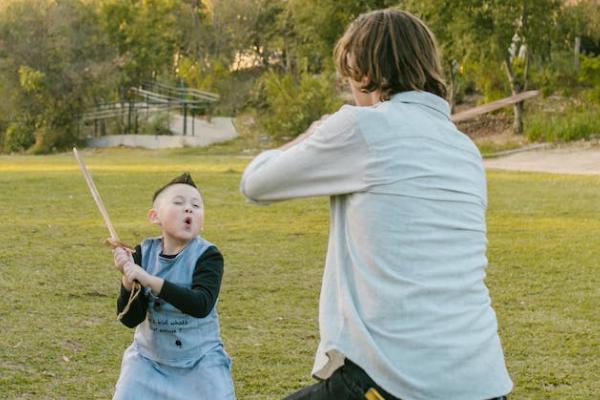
[
  {"x1": 282, "y1": 0, "x2": 397, "y2": 74},
  {"x1": 100, "y1": 0, "x2": 205, "y2": 90},
  {"x1": 0, "y1": 0, "x2": 117, "y2": 152},
  {"x1": 402, "y1": 0, "x2": 474, "y2": 111},
  {"x1": 487, "y1": 0, "x2": 561, "y2": 134},
  {"x1": 407, "y1": 0, "x2": 562, "y2": 134}
]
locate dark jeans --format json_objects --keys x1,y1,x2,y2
[{"x1": 283, "y1": 359, "x2": 509, "y2": 400}]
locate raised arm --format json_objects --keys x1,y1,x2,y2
[{"x1": 240, "y1": 106, "x2": 370, "y2": 204}]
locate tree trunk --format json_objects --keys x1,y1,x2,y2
[
  {"x1": 503, "y1": 56, "x2": 523, "y2": 135},
  {"x1": 192, "y1": 0, "x2": 203, "y2": 58},
  {"x1": 502, "y1": 6, "x2": 530, "y2": 135},
  {"x1": 516, "y1": 45, "x2": 530, "y2": 134}
]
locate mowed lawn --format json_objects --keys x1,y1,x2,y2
[{"x1": 0, "y1": 148, "x2": 598, "y2": 399}]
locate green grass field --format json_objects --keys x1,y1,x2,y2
[{"x1": 1, "y1": 148, "x2": 598, "y2": 399}]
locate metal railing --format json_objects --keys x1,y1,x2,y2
[{"x1": 82, "y1": 82, "x2": 219, "y2": 137}]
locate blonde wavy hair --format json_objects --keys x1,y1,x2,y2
[{"x1": 335, "y1": 9, "x2": 447, "y2": 101}]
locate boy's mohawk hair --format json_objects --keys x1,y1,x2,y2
[{"x1": 153, "y1": 172, "x2": 198, "y2": 202}]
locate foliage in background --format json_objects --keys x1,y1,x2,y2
[
  {"x1": 557, "y1": 0, "x2": 600, "y2": 43},
  {"x1": 579, "y1": 55, "x2": 600, "y2": 102},
  {"x1": 0, "y1": 0, "x2": 599, "y2": 152},
  {"x1": 463, "y1": 59, "x2": 511, "y2": 104},
  {"x1": 283, "y1": 0, "x2": 397, "y2": 73},
  {"x1": 136, "y1": 112, "x2": 173, "y2": 136},
  {"x1": 526, "y1": 105, "x2": 600, "y2": 143},
  {"x1": 247, "y1": 0, "x2": 401, "y2": 138},
  {"x1": 0, "y1": 0, "x2": 118, "y2": 153},
  {"x1": 3, "y1": 121, "x2": 35, "y2": 153},
  {"x1": 532, "y1": 0, "x2": 600, "y2": 98},
  {"x1": 100, "y1": 0, "x2": 205, "y2": 90},
  {"x1": 404, "y1": 0, "x2": 599, "y2": 136},
  {"x1": 256, "y1": 70, "x2": 342, "y2": 139},
  {"x1": 531, "y1": 51, "x2": 581, "y2": 97},
  {"x1": 459, "y1": 0, "x2": 559, "y2": 134},
  {"x1": 401, "y1": 0, "x2": 478, "y2": 110}
]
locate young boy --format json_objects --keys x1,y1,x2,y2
[{"x1": 112, "y1": 173, "x2": 235, "y2": 400}]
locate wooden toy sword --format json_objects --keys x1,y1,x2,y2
[
  {"x1": 73, "y1": 147, "x2": 133, "y2": 251},
  {"x1": 73, "y1": 147, "x2": 140, "y2": 320}
]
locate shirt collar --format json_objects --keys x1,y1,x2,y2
[{"x1": 390, "y1": 91, "x2": 451, "y2": 119}]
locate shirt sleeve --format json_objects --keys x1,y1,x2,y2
[
  {"x1": 117, "y1": 245, "x2": 148, "y2": 328},
  {"x1": 158, "y1": 246, "x2": 224, "y2": 318},
  {"x1": 240, "y1": 105, "x2": 370, "y2": 204}
]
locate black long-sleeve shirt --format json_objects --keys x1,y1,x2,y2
[{"x1": 117, "y1": 245, "x2": 224, "y2": 328}]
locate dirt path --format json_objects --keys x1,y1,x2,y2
[{"x1": 484, "y1": 143, "x2": 600, "y2": 175}]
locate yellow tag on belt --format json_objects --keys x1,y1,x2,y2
[{"x1": 365, "y1": 387, "x2": 386, "y2": 400}]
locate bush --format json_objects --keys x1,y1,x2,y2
[
  {"x1": 531, "y1": 51, "x2": 581, "y2": 97},
  {"x1": 137, "y1": 111, "x2": 172, "y2": 135},
  {"x1": 579, "y1": 55, "x2": 600, "y2": 102},
  {"x1": 463, "y1": 59, "x2": 510, "y2": 103},
  {"x1": 3, "y1": 121, "x2": 35, "y2": 153},
  {"x1": 527, "y1": 105, "x2": 600, "y2": 142},
  {"x1": 28, "y1": 104, "x2": 83, "y2": 153},
  {"x1": 29, "y1": 124, "x2": 78, "y2": 155},
  {"x1": 256, "y1": 70, "x2": 342, "y2": 139}
]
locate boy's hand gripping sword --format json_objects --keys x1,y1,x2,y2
[{"x1": 73, "y1": 148, "x2": 141, "y2": 319}]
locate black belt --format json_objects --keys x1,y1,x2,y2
[{"x1": 344, "y1": 359, "x2": 509, "y2": 400}]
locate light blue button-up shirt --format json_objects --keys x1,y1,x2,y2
[{"x1": 241, "y1": 91, "x2": 512, "y2": 400}]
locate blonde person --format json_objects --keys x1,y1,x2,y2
[
  {"x1": 112, "y1": 173, "x2": 235, "y2": 399},
  {"x1": 241, "y1": 9, "x2": 512, "y2": 400}
]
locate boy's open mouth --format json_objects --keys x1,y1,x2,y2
[{"x1": 184, "y1": 217, "x2": 192, "y2": 225}]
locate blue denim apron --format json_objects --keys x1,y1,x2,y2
[{"x1": 113, "y1": 236, "x2": 235, "y2": 400}]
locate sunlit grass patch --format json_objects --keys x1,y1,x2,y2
[{"x1": 0, "y1": 151, "x2": 598, "y2": 399}]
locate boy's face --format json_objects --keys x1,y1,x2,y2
[{"x1": 149, "y1": 183, "x2": 205, "y2": 244}]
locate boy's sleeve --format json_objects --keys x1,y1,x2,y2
[
  {"x1": 117, "y1": 244, "x2": 148, "y2": 328},
  {"x1": 158, "y1": 246, "x2": 224, "y2": 318},
  {"x1": 240, "y1": 106, "x2": 370, "y2": 204}
]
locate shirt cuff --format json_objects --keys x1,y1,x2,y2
[{"x1": 240, "y1": 149, "x2": 283, "y2": 204}]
